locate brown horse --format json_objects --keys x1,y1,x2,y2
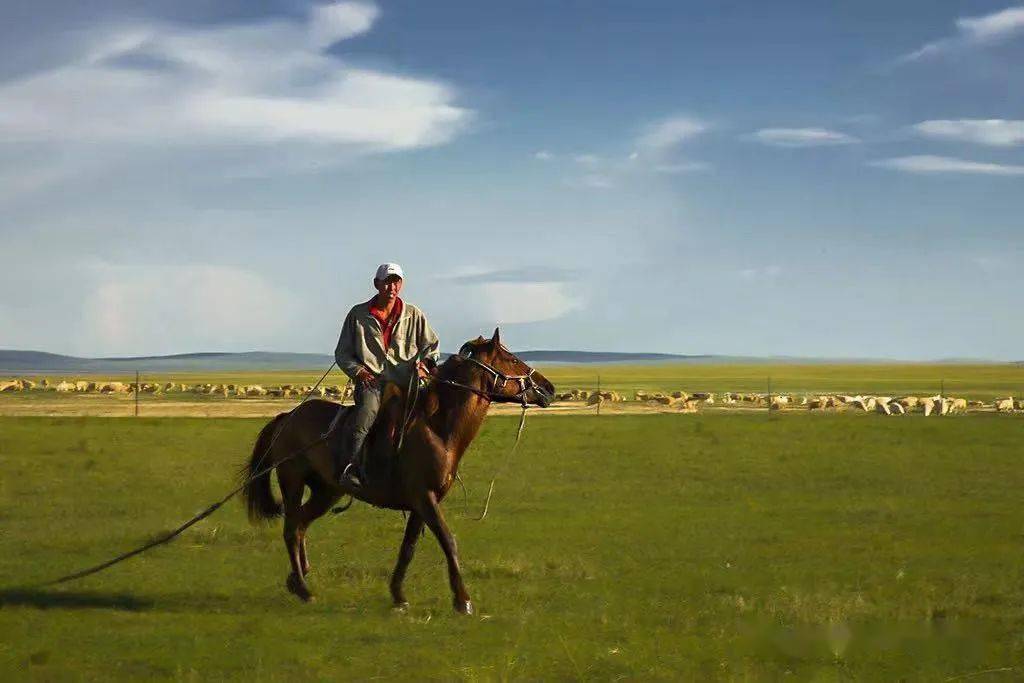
[{"x1": 240, "y1": 328, "x2": 555, "y2": 613}]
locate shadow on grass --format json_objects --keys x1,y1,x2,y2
[{"x1": 0, "y1": 587, "x2": 153, "y2": 611}]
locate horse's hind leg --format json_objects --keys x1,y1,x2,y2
[
  {"x1": 390, "y1": 512, "x2": 424, "y2": 610},
  {"x1": 295, "y1": 482, "x2": 340, "y2": 577},
  {"x1": 298, "y1": 537, "x2": 310, "y2": 576},
  {"x1": 280, "y1": 470, "x2": 314, "y2": 602}
]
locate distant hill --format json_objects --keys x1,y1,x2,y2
[
  {"x1": 517, "y1": 350, "x2": 712, "y2": 363},
  {"x1": 0, "y1": 350, "x2": 334, "y2": 373},
  {"x1": 0, "y1": 349, "x2": 1012, "y2": 374},
  {"x1": 0, "y1": 349, "x2": 712, "y2": 373}
]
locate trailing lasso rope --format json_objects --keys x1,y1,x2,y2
[{"x1": 19, "y1": 363, "x2": 338, "y2": 589}]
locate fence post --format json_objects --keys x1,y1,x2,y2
[{"x1": 135, "y1": 370, "x2": 140, "y2": 417}]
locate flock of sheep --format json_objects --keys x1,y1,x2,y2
[
  {"x1": 557, "y1": 389, "x2": 1024, "y2": 414},
  {"x1": 3, "y1": 378, "x2": 1022, "y2": 415},
  {"x1": 0, "y1": 378, "x2": 354, "y2": 400}
]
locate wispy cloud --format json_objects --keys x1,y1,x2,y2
[
  {"x1": 737, "y1": 265, "x2": 783, "y2": 281},
  {"x1": 440, "y1": 266, "x2": 579, "y2": 285},
  {"x1": 567, "y1": 173, "x2": 615, "y2": 189},
  {"x1": 480, "y1": 283, "x2": 582, "y2": 324},
  {"x1": 573, "y1": 153, "x2": 601, "y2": 166},
  {"x1": 749, "y1": 128, "x2": 859, "y2": 147},
  {"x1": 971, "y1": 255, "x2": 1009, "y2": 274},
  {"x1": 0, "y1": 2, "x2": 471, "y2": 199},
  {"x1": 81, "y1": 263, "x2": 298, "y2": 355},
  {"x1": 869, "y1": 155, "x2": 1024, "y2": 175},
  {"x1": 901, "y1": 6, "x2": 1024, "y2": 62},
  {"x1": 652, "y1": 162, "x2": 709, "y2": 174},
  {"x1": 309, "y1": 1, "x2": 378, "y2": 47},
  {"x1": 436, "y1": 267, "x2": 583, "y2": 325},
  {"x1": 545, "y1": 114, "x2": 710, "y2": 187},
  {"x1": 635, "y1": 116, "x2": 709, "y2": 156},
  {"x1": 912, "y1": 119, "x2": 1024, "y2": 147}
]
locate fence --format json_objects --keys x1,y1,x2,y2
[{"x1": 537, "y1": 369, "x2": 1024, "y2": 417}]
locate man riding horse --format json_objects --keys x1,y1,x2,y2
[
  {"x1": 244, "y1": 319, "x2": 556, "y2": 608},
  {"x1": 329, "y1": 263, "x2": 439, "y2": 488}
]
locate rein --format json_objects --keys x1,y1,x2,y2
[
  {"x1": 428, "y1": 348, "x2": 546, "y2": 521},
  {"x1": 475, "y1": 402, "x2": 528, "y2": 521}
]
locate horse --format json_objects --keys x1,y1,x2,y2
[{"x1": 240, "y1": 328, "x2": 555, "y2": 613}]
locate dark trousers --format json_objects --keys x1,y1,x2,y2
[
  {"x1": 345, "y1": 383, "x2": 381, "y2": 464},
  {"x1": 328, "y1": 382, "x2": 381, "y2": 474}
]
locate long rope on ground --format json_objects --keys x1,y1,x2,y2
[
  {"x1": 24, "y1": 362, "x2": 338, "y2": 589},
  {"x1": 475, "y1": 402, "x2": 528, "y2": 521}
]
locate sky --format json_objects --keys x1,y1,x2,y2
[{"x1": 0, "y1": 1, "x2": 1022, "y2": 360}]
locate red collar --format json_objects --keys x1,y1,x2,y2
[
  {"x1": 368, "y1": 297, "x2": 403, "y2": 348},
  {"x1": 368, "y1": 296, "x2": 402, "y2": 319}
]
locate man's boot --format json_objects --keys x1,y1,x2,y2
[{"x1": 336, "y1": 429, "x2": 367, "y2": 489}]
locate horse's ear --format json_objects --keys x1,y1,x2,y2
[
  {"x1": 492, "y1": 327, "x2": 501, "y2": 344},
  {"x1": 475, "y1": 335, "x2": 485, "y2": 343}
]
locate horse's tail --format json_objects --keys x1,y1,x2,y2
[{"x1": 241, "y1": 412, "x2": 288, "y2": 523}]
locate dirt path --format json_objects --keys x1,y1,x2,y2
[{"x1": 0, "y1": 396, "x2": 685, "y2": 417}]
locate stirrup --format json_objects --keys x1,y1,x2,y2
[{"x1": 340, "y1": 461, "x2": 363, "y2": 489}]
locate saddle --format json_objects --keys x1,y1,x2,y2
[{"x1": 330, "y1": 363, "x2": 420, "y2": 484}]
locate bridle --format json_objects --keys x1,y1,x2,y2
[
  {"x1": 397, "y1": 341, "x2": 549, "y2": 454},
  {"x1": 425, "y1": 339, "x2": 552, "y2": 522},
  {"x1": 436, "y1": 342, "x2": 551, "y2": 406}
]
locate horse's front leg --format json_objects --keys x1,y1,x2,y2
[
  {"x1": 418, "y1": 492, "x2": 473, "y2": 615},
  {"x1": 389, "y1": 513, "x2": 424, "y2": 609}
]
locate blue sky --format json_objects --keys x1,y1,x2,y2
[{"x1": 1, "y1": 1, "x2": 1022, "y2": 359}]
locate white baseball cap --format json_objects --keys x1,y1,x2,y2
[{"x1": 374, "y1": 262, "x2": 404, "y2": 281}]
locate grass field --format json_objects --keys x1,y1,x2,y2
[{"x1": 1, "y1": 412, "x2": 1022, "y2": 680}]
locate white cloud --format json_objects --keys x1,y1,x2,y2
[
  {"x1": 0, "y1": 2, "x2": 471, "y2": 199},
  {"x1": 534, "y1": 150, "x2": 554, "y2": 160},
  {"x1": 309, "y1": 2, "x2": 378, "y2": 47},
  {"x1": 544, "y1": 115, "x2": 710, "y2": 187},
  {"x1": 80, "y1": 263, "x2": 299, "y2": 354},
  {"x1": 479, "y1": 282, "x2": 582, "y2": 324},
  {"x1": 957, "y1": 6, "x2": 1024, "y2": 41},
  {"x1": 635, "y1": 116, "x2": 708, "y2": 156},
  {"x1": 869, "y1": 155, "x2": 1024, "y2": 175},
  {"x1": 902, "y1": 6, "x2": 1024, "y2": 61},
  {"x1": 749, "y1": 127, "x2": 859, "y2": 147},
  {"x1": 912, "y1": 119, "x2": 1024, "y2": 147},
  {"x1": 433, "y1": 270, "x2": 584, "y2": 327}
]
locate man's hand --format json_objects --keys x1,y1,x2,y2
[
  {"x1": 356, "y1": 366, "x2": 377, "y2": 386},
  {"x1": 416, "y1": 360, "x2": 434, "y2": 380}
]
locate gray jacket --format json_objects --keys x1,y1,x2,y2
[{"x1": 334, "y1": 300, "x2": 440, "y2": 381}]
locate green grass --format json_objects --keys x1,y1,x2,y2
[{"x1": 1, "y1": 413, "x2": 1022, "y2": 680}]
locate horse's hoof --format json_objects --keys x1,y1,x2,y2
[
  {"x1": 286, "y1": 573, "x2": 314, "y2": 603},
  {"x1": 454, "y1": 599, "x2": 474, "y2": 615},
  {"x1": 392, "y1": 601, "x2": 410, "y2": 613}
]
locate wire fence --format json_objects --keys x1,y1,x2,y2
[
  {"x1": 538, "y1": 373, "x2": 1024, "y2": 416},
  {"x1": 1, "y1": 369, "x2": 1022, "y2": 417}
]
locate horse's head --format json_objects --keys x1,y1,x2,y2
[{"x1": 451, "y1": 328, "x2": 556, "y2": 407}]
